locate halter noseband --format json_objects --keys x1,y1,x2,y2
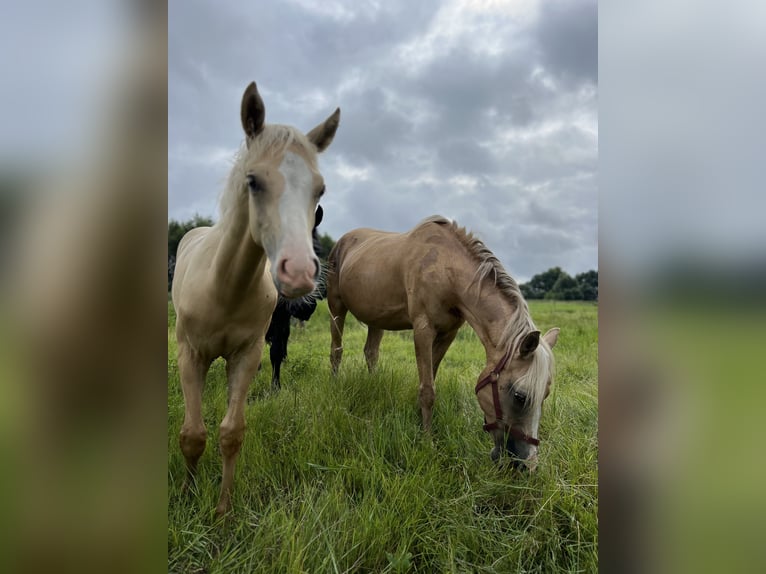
[{"x1": 474, "y1": 348, "x2": 540, "y2": 447}]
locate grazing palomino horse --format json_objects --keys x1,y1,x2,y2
[
  {"x1": 172, "y1": 82, "x2": 339, "y2": 515},
  {"x1": 327, "y1": 216, "x2": 559, "y2": 467}
]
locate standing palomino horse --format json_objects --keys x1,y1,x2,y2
[
  {"x1": 172, "y1": 82, "x2": 339, "y2": 515},
  {"x1": 327, "y1": 216, "x2": 559, "y2": 467}
]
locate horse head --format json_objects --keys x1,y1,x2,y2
[
  {"x1": 239, "y1": 82, "x2": 339, "y2": 299},
  {"x1": 477, "y1": 328, "x2": 560, "y2": 469}
]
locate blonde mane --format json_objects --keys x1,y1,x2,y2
[
  {"x1": 218, "y1": 124, "x2": 318, "y2": 226},
  {"x1": 419, "y1": 215, "x2": 554, "y2": 406}
]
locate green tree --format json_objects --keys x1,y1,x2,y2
[
  {"x1": 546, "y1": 273, "x2": 583, "y2": 300},
  {"x1": 317, "y1": 232, "x2": 335, "y2": 261},
  {"x1": 519, "y1": 283, "x2": 534, "y2": 299},
  {"x1": 522, "y1": 267, "x2": 567, "y2": 299},
  {"x1": 575, "y1": 270, "x2": 598, "y2": 301}
]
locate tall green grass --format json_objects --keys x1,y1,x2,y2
[{"x1": 168, "y1": 300, "x2": 597, "y2": 573}]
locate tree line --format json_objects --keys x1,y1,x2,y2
[
  {"x1": 519, "y1": 267, "x2": 597, "y2": 301},
  {"x1": 168, "y1": 217, "x2": 597, "y2": 300}
]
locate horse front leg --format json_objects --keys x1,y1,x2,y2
[
  {"x1": 269, "y1": 320, "x2": 289, "y2": 390},
  {"x1": 431, "y1": 329, "x2": 459, "y2": 379},
  {"x1": 178, "y1": 344, "x2": 212, "y2": 484},
  {"x1": 216, "y1": 340, "x2": 263, "y2": 516},
  {"x1": 412, "y1": 321, "x2": 436, "y2": 431}
]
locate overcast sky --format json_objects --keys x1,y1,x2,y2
[{"x1": 169, "y1": 0, "x2": 597, "y2": 282}]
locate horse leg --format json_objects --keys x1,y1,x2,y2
[
  {"x1": 413, "y1": 322, "x2": 436, "y2": 431},
  {"x1": 329, "y1": 300, "x2": 347, "y2": 375},
  {"x1": 269, "y1": 320, "x2": 289, "y2": 390},
  {"x1": 431, "y1": 329, "x2": 459, "y2": 379},
  {"x1": 178, "y1": 344, "x2": 211, "y2": 483},
  {"x1": 216, "y1": 341, "x2": 263, "y2": 516},
  {"x1": 270, "y1": 340, "x2": 282, "y2": 390},
  {"x1": 364, "y1": 327, "x2": 384, "y2": 372}
]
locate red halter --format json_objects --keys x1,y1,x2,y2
[{"x1": 474, "y1": 348, "x2": 540, "y2": 446}]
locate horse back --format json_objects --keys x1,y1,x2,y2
[
  {"x1": 176, "y1": 226, "x2": 212, "y2": 264},
  {"x1": 171, "y1": 226, "x2": 213, "y2": 304}
]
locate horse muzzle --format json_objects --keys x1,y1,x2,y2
[
  {"x1": 275, "y1": 254, "x2": 319, "y2": 298},
  {"x1": 490, "y1": 429, "x2": 539, "y2": 471},
  {"x1": 491, "y1": 446, "x2": 538, "y2": 471}
]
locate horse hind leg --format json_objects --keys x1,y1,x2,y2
[
  {"x1": 178, "y1": 345, "x2": 211, "y2": 484},
  {"x1": 329, "y1": 300, "x2": 347, "y2": 375},
  {"x1": 364, "y1": 327, "x2": 384, "y2": 372}
]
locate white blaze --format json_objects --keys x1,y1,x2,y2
[{"x1": 273, "y1": 150, "x2": 315, "y2": 286}]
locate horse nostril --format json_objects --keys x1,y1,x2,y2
[
  {"x1": 279, "y1": 258, "x2": 289, "y2": 277},
  {"x1": 313, "y1": 258, "x2": 320, "y2": 279}
]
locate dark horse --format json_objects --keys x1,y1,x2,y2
[{"x1": 265, "y1": 205, "x2": 326, "y2": 389}]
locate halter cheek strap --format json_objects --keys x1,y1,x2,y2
[
  {"x1": 474, "y1": 349, "x2": 540, "y2": 447},
  {"x1": 476, "y1": 371, "x2": 504, "y2": 431}
]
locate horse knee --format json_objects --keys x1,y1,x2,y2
[
  {"x1": 180, "y1": 426, "x2": 207, "y2": 460},
  {"x1": 219, "y1": 423, "x2": 245, "y2": 457}
]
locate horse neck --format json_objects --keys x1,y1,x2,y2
[
  {"x1": 454, "y1": 272, "x2": 519, "y2": 366},
  {"x1": 213, "y1": 192, "x2": 267, "y2": 295}
]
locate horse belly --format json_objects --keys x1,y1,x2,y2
[
  {"x1": 358, "y1": 310, "x2": 412, "y2": 331},
  {"x1": 339, "y1": 273, "x2": 411, "y2": 330}
]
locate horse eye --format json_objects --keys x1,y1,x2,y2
[
  {"x1": 246, "y1": 175, "x2": 264, "y2": 193},
  {"x1": 513, "y1": 391, "x2": 527, "y2": 406}
]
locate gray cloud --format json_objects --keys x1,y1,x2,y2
[
  {"x1": 536, "y1": 0, "x2": 598, "y2": 85},
  {"x1": 169, "y1": 0, "x2": 597, "y2": 282}
]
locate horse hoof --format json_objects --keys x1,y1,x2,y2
[
  {"x1": 181, "y1": 479, "x2": 193, "y2": 495},
  {"x1": 214, "y1": 503, "x2": 229, "y2": 519},
  {"x1": 511, "y1": 458, "x2": 528, "y2": 472}
]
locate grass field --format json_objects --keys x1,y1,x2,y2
[{"x1": 168, "y1": 300, "x2": 598, "y2": 573}]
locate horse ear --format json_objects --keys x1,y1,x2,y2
[
  {"x1": 314, "y1": 205, "x2": 324, "y2": 229},
  {"x1": 519, "y1": 330, "x2": 541, "y2": 358},
  {"x1": 241, "y1": 81, "x2": 265, "y2": 140},
  {"x1": 307, "y1": 108, "x2": 340, "y2": 153},
  {"x1": 543, "y1": 327, "x2": 560, "y2": 349}
]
